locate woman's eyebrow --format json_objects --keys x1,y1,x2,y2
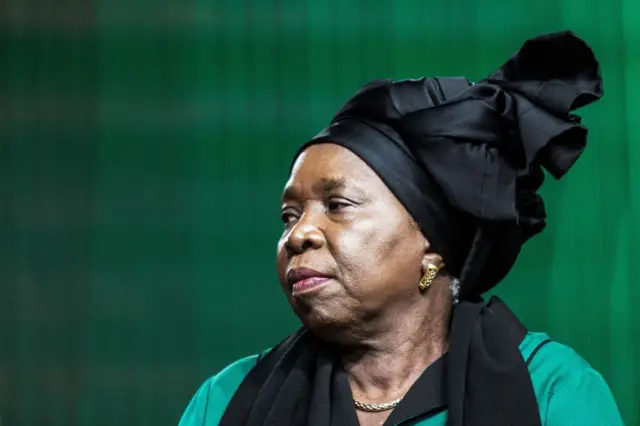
[
  {"x1": 282, "y1": 177, "x2": 367, "y2": 202},
  {"x1": 318, "y1": 177, "x2": 347, "y2": 193},
  {"x1": 317, "y1": 178, "x2": 367, "y2": 198},
  {"x1": 281, "y1": 185, "x2": 298, "y2": 202}
]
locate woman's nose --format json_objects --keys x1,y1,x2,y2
[{"x1": 285, "y1": 214, "x2": 326, "y2": 254}]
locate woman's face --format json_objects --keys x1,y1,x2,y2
[{"x1": 276, "y1": 143, "x2": 431, "y2": 339}]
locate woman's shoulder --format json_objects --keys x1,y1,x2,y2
[
  {"x1": 521, "y1": 331, "x2": 605, "y2": 382},
  {"x1": 210, "y1": 347, "x2": 272, "y2": 387},
  {"x1": 520, "y1": 331, "x2": 588, "y2": 369},
  {"x1": 178, "y1": 349, "x2": 270, "y2": 426},
  {"x1": 521, "y1": 332, "x2": 624, "y2": 425}
]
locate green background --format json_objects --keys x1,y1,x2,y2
[{"x1": 1, "y1": 1, "x2": 638, "y2": 425}]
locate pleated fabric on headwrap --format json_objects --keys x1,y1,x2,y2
[{"x1": 220, "y1": 31, "x2": 604, "y2": 426}]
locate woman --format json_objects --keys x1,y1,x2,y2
[{"x1": 179, "y1": 31, "x2": 623, "y2": 426}]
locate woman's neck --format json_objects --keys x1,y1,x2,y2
[{"x1": 339, "y1": 280, "x2": 452, "y2": 402}]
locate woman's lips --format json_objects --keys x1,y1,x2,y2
[
  {"x1": 287, "y1": 267, "x2": 332, "y2": 296},
  {"x1": 291, "y1": 276, "x2": 331, "y2": 295}
]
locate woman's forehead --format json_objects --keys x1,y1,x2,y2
[
  {"x1": 291, "y1": 143, "x2": 375, "y2": 180},
  {"x1": 283, "y1": 144, "x2": 387, "y2": 200}
]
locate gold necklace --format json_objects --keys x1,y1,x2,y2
[{"x1": 353, "y1": 398, "x2": 402, "y2": 412}]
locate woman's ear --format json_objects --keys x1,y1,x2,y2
[{"x1": 421, "y1": 252, "x2": 445, "y2": 275}]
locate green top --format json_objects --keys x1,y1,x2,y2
[{"x1": 178, "y1": 332, "x2": 623, "y2": 425}]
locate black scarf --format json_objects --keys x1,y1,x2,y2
[{"x1": 220, "y1": 31, "x2": 604, "y2": 426}]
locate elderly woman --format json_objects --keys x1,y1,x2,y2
[{"x1": 179, "y1": 31, "x2": 623, "y2": 426}]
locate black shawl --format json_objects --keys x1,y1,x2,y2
[{"x1": 220, "y1": 30, "x2": 604, "y2": 426}]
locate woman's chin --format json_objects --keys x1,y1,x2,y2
[{"x1": 293, "y1": 304, "x2": 357, "y2": 343}]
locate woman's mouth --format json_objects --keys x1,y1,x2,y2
[
  {"x1": 291, "y1": 276, "x2": 331, "y2": 295},
  {"x1": 287, "y1": 268, "x2": 332, "y2": 296}
]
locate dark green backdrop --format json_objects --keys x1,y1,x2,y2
[{"x1": 1, "y1": 1, "x2": 638, "y2": 425}]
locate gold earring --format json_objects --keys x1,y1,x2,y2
[{"x1": 418, "y1": 264, "x2": 440, "y2": 291}]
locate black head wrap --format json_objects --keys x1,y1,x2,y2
[{"x1": 220, "y1": 31, "x2": 603, "y2": 426}]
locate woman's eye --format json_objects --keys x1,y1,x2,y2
[
  {"x1": 327, "y1": 200, "x2": 351, "y2": 212},
  {"x1": 280, "y1": 212, "x2": 298, "y2": 225}
]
